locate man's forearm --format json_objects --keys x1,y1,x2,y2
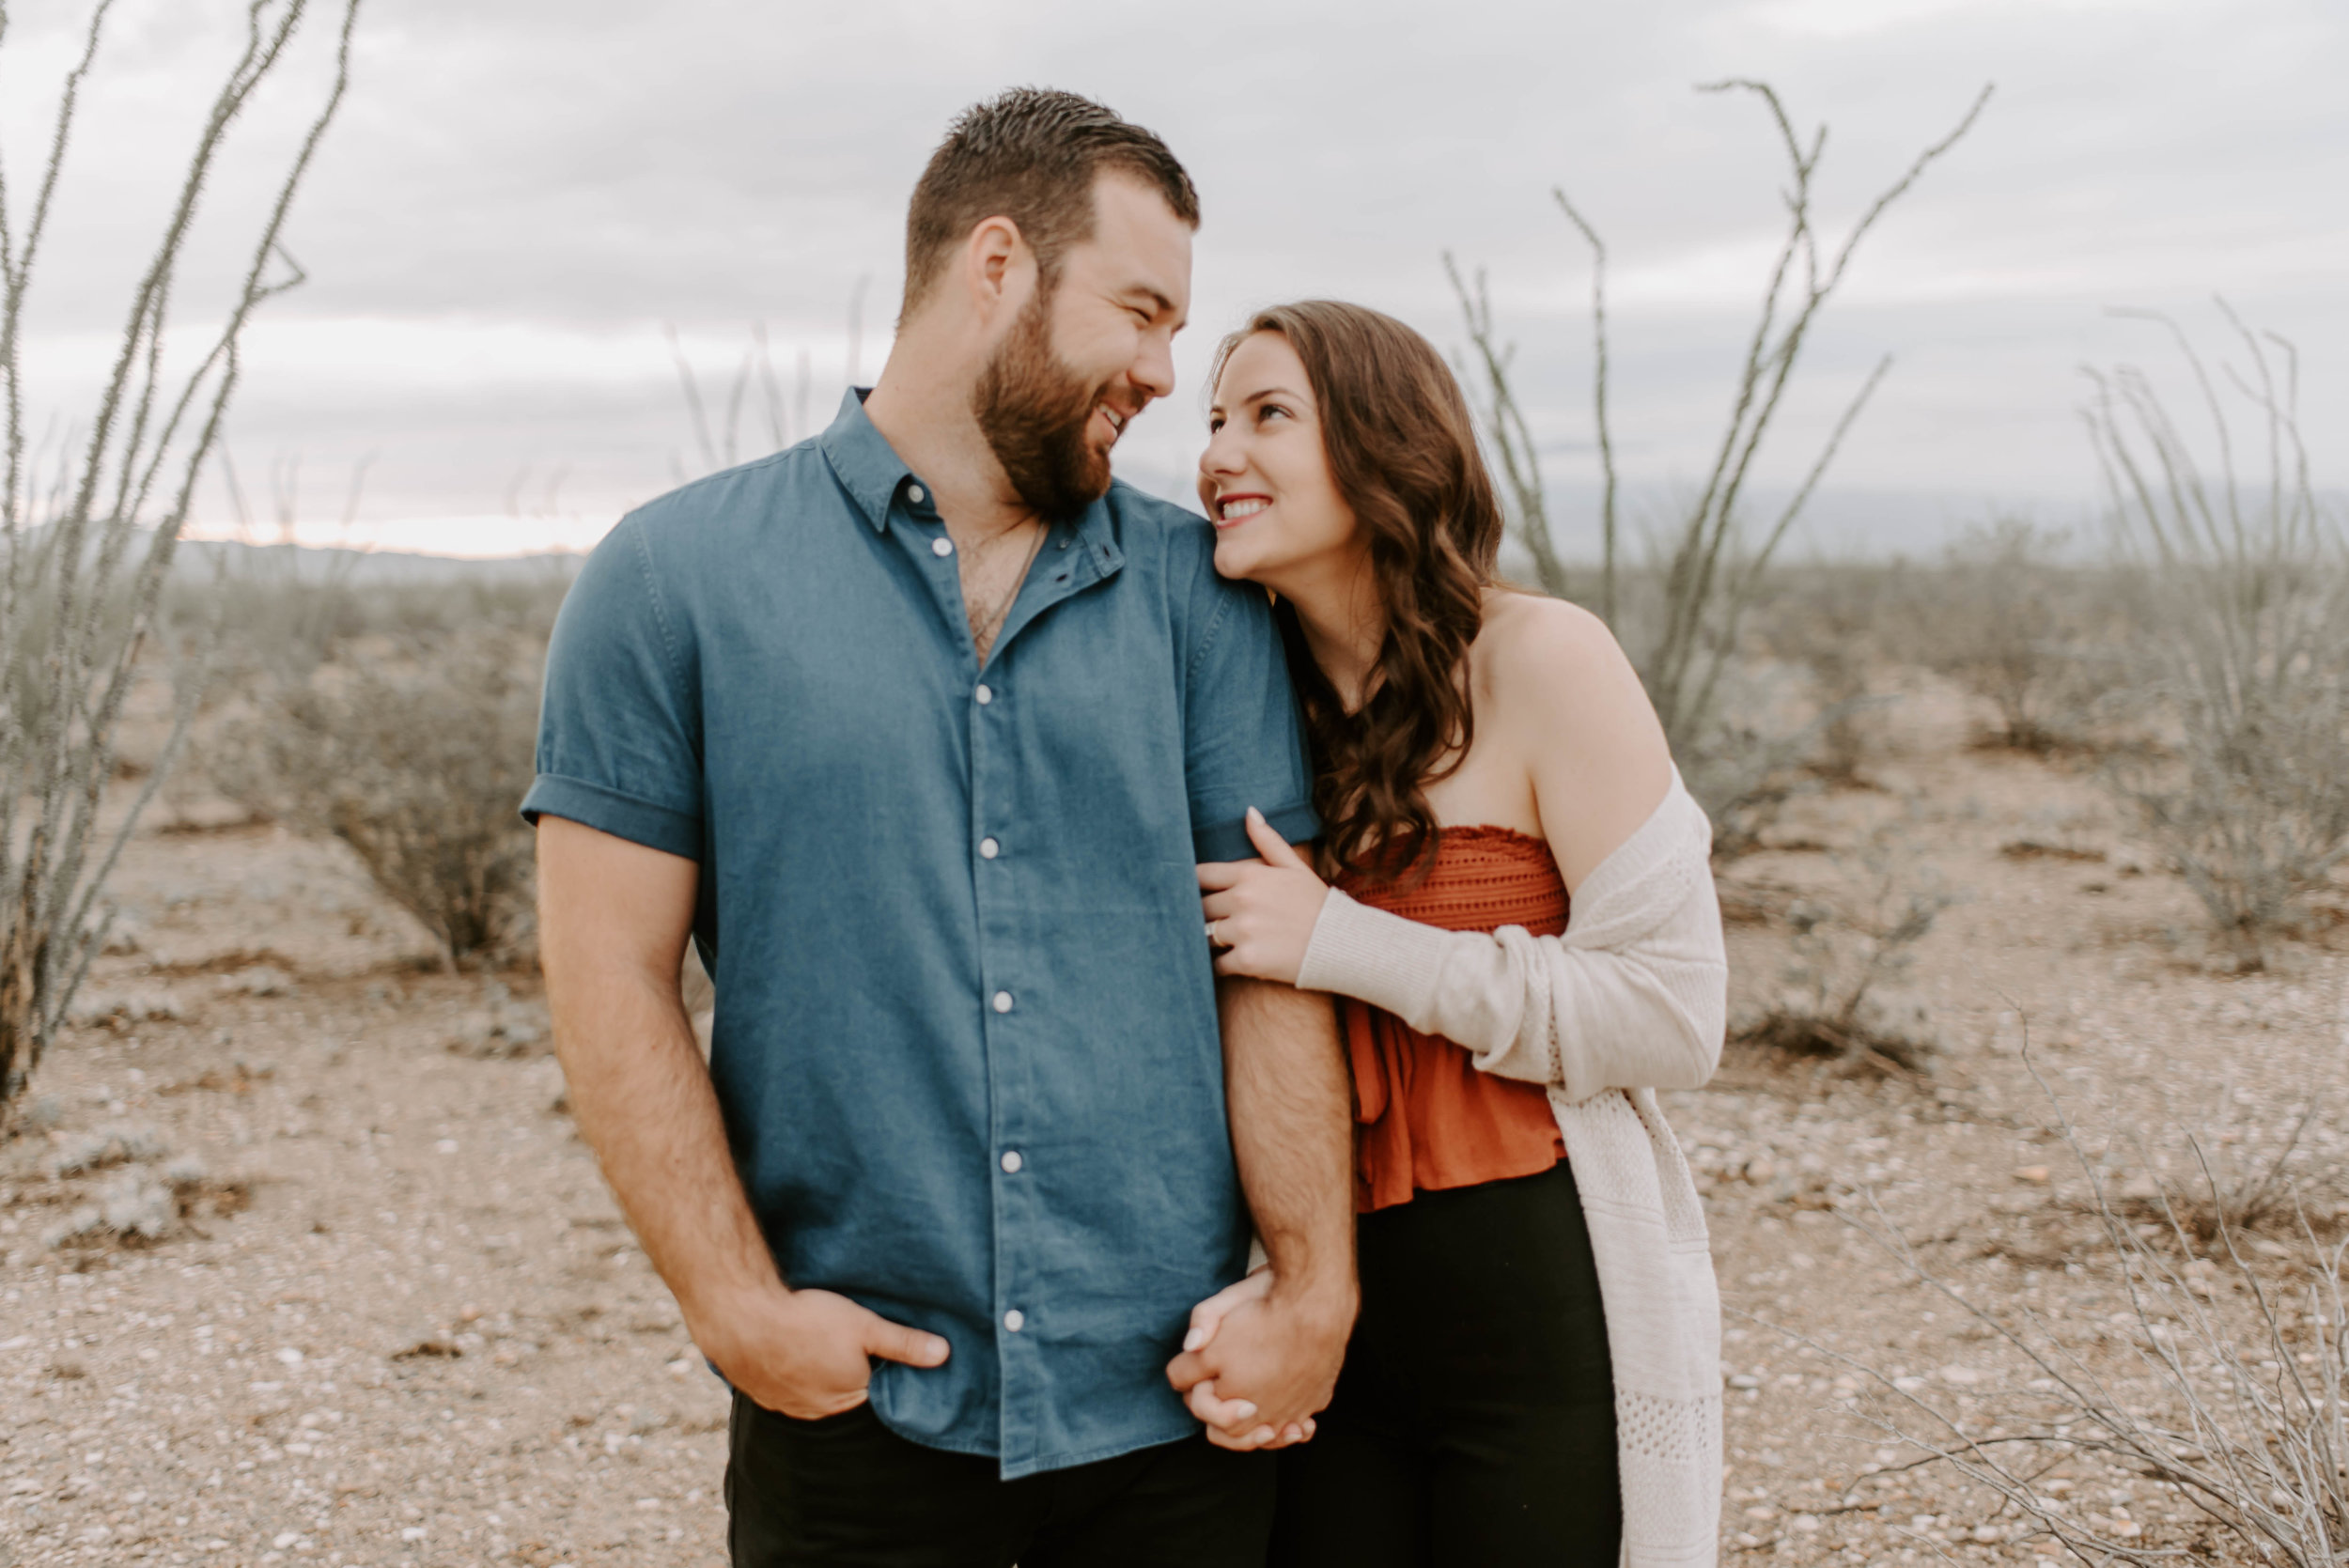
[
  {"x1": 1217, "y1": 976, "x2": 1355, "y2": 1314},
  {"x1": 534, "y1": 819, "x2": 945, "y2": 1419},
  {"x1": 547, "y1": 957, "x2": 780, "y2": 1328}
]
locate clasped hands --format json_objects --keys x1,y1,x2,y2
[{"x1": 1164, "y1": 1265, "x2": 1352, "y2": 1452}]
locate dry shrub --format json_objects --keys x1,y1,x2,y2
[
  {"x1": 1683, "y1": 722, "x2": 1813, "y2": 862},
  {"x1": 2084, "y1": 310, "x2": 2349, "y2": 970},
  {"x1": 1750, "y1": 560, "x2": 1911, "y2": 786},
  {"x1": 1911, "y1": 519, "x2": 2125, "y2": 753},
  {"x1": 1814, "y1": 1055, "x2": 2349, "y2": 1564},
  {"x1": 38, "y1": 1141, "x2": 243, "y2": 1251},
  {"x1": 165, "y1": 561, "x2": 572, "y2": 695},
  {"x1": 1657, "y1": 652, "x2": 1820, "y2": 861},
  {"x1": 1736, "y1": 822, "x2": 1954, "y2": 1073},
  {"x1": 165, "y1": 551, "x2": 366, "y2": 693},
  {"x1": 2100, "y1": 1104, "x2": 2324, "y2": 1248},
  {"x1": 214, "y1": 630, "x2": 540, "y2": 970}
]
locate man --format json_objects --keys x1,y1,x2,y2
[{"x1": 526, "y1": 88, "x2": 1355, "y2": 1566}]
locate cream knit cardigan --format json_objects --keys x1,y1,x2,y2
[{"x1": 1294, "y1": 769, "x2": 1727, "y2": 1567}]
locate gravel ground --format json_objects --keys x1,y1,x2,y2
[
  {"x1": 5, "y1": 679, "x2": 2346, "y2": 1566},
  {"x1": 3, "y1": 824, "x2": 730, "y2": 1567}
]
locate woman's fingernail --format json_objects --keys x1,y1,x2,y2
[
  {"x1": 1246, "y1": 806, "x2": 1264, "y2": 824},
  {"x1": 1232, "y1": 1402, "x2": 1257, "y2": 1421},
  {"x1": 1182, "y1": 1327, "x2": 1206, "y2": 1353}
]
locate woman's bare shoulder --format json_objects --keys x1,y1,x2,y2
[
  {"x1": 1474, "y1": 589, "x2": 1642, "y2": 706},
  {"x1": 1473, "y1": 589, "x2": 1671, "y2": 883}
]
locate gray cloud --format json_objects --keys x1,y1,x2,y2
[{"x1": 6, "y1": 0, "x2": 2341, "y2": 553}]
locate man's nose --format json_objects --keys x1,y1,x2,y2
[{"x1": 1131, "y1": 333, "x2": 1177, "y2": 402}]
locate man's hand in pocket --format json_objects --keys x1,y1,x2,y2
[{"x1": 694, "y1": 1285, "x2": 949, "y2": 1419}]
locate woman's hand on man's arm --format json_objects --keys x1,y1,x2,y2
[{"x1": 1198, "y1": 808, "x2": 1330, "y2": 986}]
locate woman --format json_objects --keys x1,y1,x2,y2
[{"x1": 1183, "y1": 303, "x2": 1728, "y2": 1567}]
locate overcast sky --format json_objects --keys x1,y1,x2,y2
[{"x1": 4, "y1": 0, "x2": 2342, "y2": 558}]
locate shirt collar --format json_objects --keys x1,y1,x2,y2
[
  {"x1": 816, "y1": 384, "x2": 1127, "y2": 571},
  {"x1": 817, "y1": 388, "x2": 914, "y2": 535}
]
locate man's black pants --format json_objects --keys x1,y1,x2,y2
[{"x1": 725, "y1": 1393, "x2": 1276, "y2": 1566}]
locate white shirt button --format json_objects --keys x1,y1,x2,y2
[
  {"x1": 1001, "y1": 1150, "x2": 1023, "y2": 1173},
  {"x1": 992, "y1": 991, "x2": 1014, "y2": 1014},
  {"x1": 979, "y1": 838, "x2": 1000, "y2": 860},
  {"x1": 908, "y1": 484, "x2": 926, "y2": 505},
  {"x1": 974, "y1": 684, "x2": 993, "y2": 705},
  {"x1": 1003, "y1": 1309, "x2": 1025, "y2": 1332},
  {"x1": 931, "y1": 536, "x2": 953, "y2": 557}
]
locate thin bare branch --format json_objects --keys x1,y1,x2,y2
[
  {"x1": 1, "y1": 0, "x2": 365, "y2": 1117},
  {"x1": 1553, "y1": 188, "x2": 1617, "y2": 623}
]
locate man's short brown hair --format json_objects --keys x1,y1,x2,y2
[{"x1": 901, "y1": 88, "x2": 1198, "y2": 317}]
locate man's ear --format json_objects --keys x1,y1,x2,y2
[{"x1": 961, "y1": 214, "x2": 1034, "y2": 325}]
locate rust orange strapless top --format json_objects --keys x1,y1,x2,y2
[{"x1": 1337, "y1": 826, "x2": 1568, "y2": 1213}]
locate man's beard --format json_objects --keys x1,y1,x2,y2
[{"x1": 971, "y1": 290, "x2": 1115, "y2": 520}]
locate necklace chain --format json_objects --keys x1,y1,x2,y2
[{"x1": 966, "y1": 520, "x2": 1048, "y2": 662}]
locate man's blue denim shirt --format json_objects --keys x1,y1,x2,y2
[{"x1": 522, "y1": 391, "x2": 1316, "y2": 1478}]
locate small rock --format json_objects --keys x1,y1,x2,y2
[
  {"x1": 225, "y1": 967, "x2": 294, "y2": 997},
  {"x1": 391, "y1": 1336, "x2": 461, "y2": 1361}
]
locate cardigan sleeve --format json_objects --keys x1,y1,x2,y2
[{"x1": 1292, "y1": 771, "x2": 1727, "y2": 1105}]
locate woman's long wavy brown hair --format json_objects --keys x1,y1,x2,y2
[{"x1": 1210, "y1": 302, "x2": 1506, "y2": 886}]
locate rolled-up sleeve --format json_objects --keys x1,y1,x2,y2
[
  {"x1": 520, "y1": 516, "x2": 705, "y2": 861},
  {"x1": 1179, "y1": 547, "x2": 1317, "y2": 862}
]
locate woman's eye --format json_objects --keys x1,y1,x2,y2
[
  {"x1": 1207, "y1": 415, "x2": 1224, "y2": 433},
  {"x1": 1258, "y1": 404, "x2": 1289, "y2": 423}
]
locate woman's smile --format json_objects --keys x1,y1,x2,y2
[{"x1": 1214, "y1": 492, "x2": 1272, "y2": 529}]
